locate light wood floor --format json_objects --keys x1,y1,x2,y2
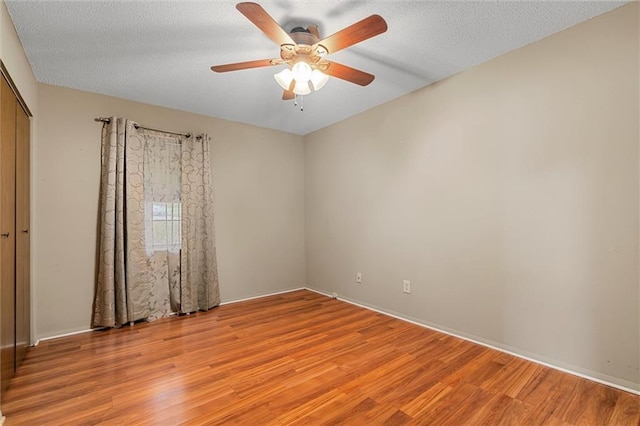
[{"x1": 4, "y1": 290, "x2": 639, "y2": 425}]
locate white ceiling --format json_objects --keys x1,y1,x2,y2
[{"x1": 6, "y1": 1, "x2": 625, "y2": 135}]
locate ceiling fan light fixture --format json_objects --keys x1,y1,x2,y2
[
  {"x1": 274, "y1": 68, "x2": 293, "y2": 90},
  {"x1": 293, "y1": 80, "x2": 311, "y2": 95},
  {"x1": 291, "y1": 61, "x2": 312, "y2": 83},
  {"x1": 310, "y1": 69, "x2": 329, "y2": 91}
]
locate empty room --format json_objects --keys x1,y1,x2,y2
[{"x1": 0, "y1": 0, "x2": 638, "y2": 424}]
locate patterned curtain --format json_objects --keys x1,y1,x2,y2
[
  {"x1": 93, "y1": 118, "x2": 219, "y2": 328},
  {"x1": 93, "y1": 118, "x2": 152, "y2": 327},
  {"x1": 180, "y1": 134, "x2": 220, "y2": 312},
  {"x1": 142, "y1": 131, "x2": 182, "y2": 321}
]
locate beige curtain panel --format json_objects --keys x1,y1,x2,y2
[
  {"x1": 93, "y1": 118, "x2": 152, "y2": 327},
  {"x1": 93, "y1": 117, "x2": 219, "y2": 328},
  {"x1": 143, "y1": 130, "x2": 182, "y2": 321},
  {"x1": 180, "y1": 135, "x2": 220, "y2": 312}
]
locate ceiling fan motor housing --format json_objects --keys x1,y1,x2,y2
[{"x1": 289, "y1": 27, "x2": 319, "y2": 47}]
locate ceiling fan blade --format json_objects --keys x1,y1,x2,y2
[
  {"x1": 211, "y1": 59, "x2": 280, "y2": 73},
  {"x1": 282, "y1": 90, "x2": 295, "y2": 100},
  {"x1": 236, "y1": 2, "x2": 296, "y2": 47},
  {"x1": 323, "y1": 61, "x2": 375, "y2": 86},
  {"x1": 313, "y1": 15, "x2": 387, "y2": 55},
  {"x1": 282, "y1": 79, "x2": 295, "y2": 101}
]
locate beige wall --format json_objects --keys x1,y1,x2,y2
[
  {"x1": 305, "y1": 3, "x2": 639, "y2": 391},
  {"x1": 36, "y1": 84, "x2": 305, "y2": 339}
]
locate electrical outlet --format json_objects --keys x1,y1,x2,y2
[
  {"x1": 356, "y1": 272, "x2": 362, "y2": 284},
  {"x1": 403, "y1": 280, "x2": 411, "y2": 294}
]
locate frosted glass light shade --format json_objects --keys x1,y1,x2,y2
[
  {"x1": 293, "y1": 80, "x2": 311, "y2": 95},
  {"x1": 310, "y1": 69, "x2": 329, "y2": 91},
  {"x1": 274, "y1": 68, "x2": 293, "y2": 90},
  {"x1": 291, "y1": 61, "x2": 312, "y2": 83}
]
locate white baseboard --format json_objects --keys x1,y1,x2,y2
[
  {"x1": 219, "y1": 287, "x2": 306, "y2": 305},
  {"x1": 305, "y1": 287, "x2": 640, "y2": 396},
  {"x1": 35, "y1": 328, "x2": 96, "y2": 346}
]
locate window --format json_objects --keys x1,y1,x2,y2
[{"x1": 152, "y1": 202, "x2": 181, "y2": 250}]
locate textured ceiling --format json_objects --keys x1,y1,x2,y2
[{"x1": 6, "y1": 1, "x2": 625, "y2": 135}]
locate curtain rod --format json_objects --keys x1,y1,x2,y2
[{"x1": 95, "y1": 117, "x2": 197, "y2": 139}]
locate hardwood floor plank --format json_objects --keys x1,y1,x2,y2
[
  {"x1": 575, "y1": 383, "x2": 619, "y2": 425},
  {"x1": 360, "y1": 402, "x2": 410, "y2": 425},
  {"x1": 608, "y1": 391, "x2": 640, "y2": 425},
  {"x1": 438, "y1": 385, "x2": 498, "y2": 425},
  {"x1": 481, "y1": 356, "x2": 543, "y2": 398},
  {"x1": 413, "y1": 382, "x2": 479, "y2": 424},
  {"x1": 381, "y1": 409, "x2": 413, "y2": 425},
  {"x1": 275, "y1": 388, "x2": 345, "y2": 424},
  {"x1": 3, "y1": 290, "x2": 638, "y2": 425},
  {"x1": 287, "y1": 392, "x2": 373, "y2": 425},
  {"x1": 475, "y1": 393, "x2": 532, "y2": 425},
  {"x1": 555, "y1": 379, "x2": 602, "y2": 424}
]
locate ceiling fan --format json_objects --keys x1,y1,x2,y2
[{"x1": 211, "y1": 2, "x2": 388, "y2": 103}]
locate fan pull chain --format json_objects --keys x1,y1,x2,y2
[{"x1": 293, "y1": 95, "x2": 304, "y2": 112}]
